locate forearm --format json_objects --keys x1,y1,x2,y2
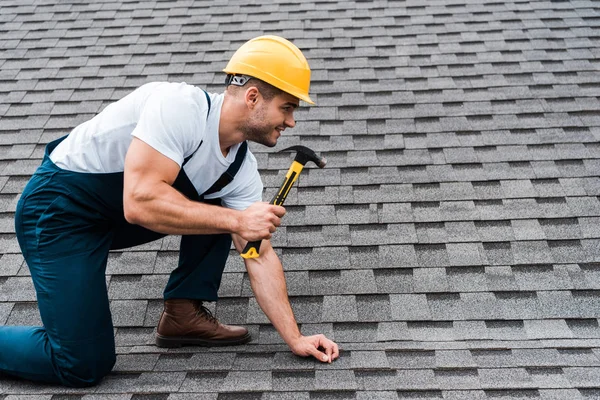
[
  {"x1": 234, "y1": 235, "x2": 339, "y2": 363},
  {"x1": 124, "y1": 180, "x2": 240, "y2": 236},
  {"x1": 245, "y1": 244, "x2": 302, "y2": 347}
]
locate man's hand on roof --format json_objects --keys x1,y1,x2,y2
[{"x1": 289, "y1": 334, "x2": 340, "y2": 363}]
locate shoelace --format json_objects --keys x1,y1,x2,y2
[{"x1": 193, "y1": 301, "x2": 219, "y2": 325}]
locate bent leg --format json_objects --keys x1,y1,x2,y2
[
  {"x1": 163, "y1": 233, "x2": 232, "y2": 301},
  {"x1": 156, "y1": 233, "x2": 251, "y2": 348},
  {"x1": 0, "y1": 184, "x2": 117, "y2": 387}
]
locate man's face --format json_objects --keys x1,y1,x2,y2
[{"x1": 241, "y1": 91, "x2": 299, "y2": 147}]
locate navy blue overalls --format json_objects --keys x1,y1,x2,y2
[{"x1": 0, "y1": 94, "x2": 249, "y2": 387}]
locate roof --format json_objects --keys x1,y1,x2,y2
[{"x1": 1, "y1": 0, "x2": 600, "y2": 398}]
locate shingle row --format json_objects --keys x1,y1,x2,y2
[
  {"x1": 2, "y1": 83, "x2": 598, "y2": 111},
  {"x1": 244, "y1": 240, "x2": 596, "y2": 269},
  {"x1": 2, "y1": 7, "x2": 595, "y2": 32},
  {"x1": 0, "y1": 386, "x2": 598, "y2": 399},
  {"x1": 4, "y1": 262, "x2": 600, "y2": 296},
  {"x1": 112, "y1": 325, "x2": 600, "y2": 350},
  {"x1": 3, "y1": 72, "x2": 599, "y2": 97},
  {"x1": 0, "y1": 129, "x2": 595, "y2": 158},
  {"x1": 274, "y1": 189, "x2": 600, "y2": 212},
  {"x1": 5, "y1": 291, "x2": 599, "y2": 327},
  {"x1": 270, "y1": 129, "x2": 598, "y2": 152},
  {"x1": 0, "y1": 236, "x2": 597, "y2": 266},
  {"x1": 4, "y1": 366, "x2": 599, "y2": 395},
  {"x1": 106, "y1": 347, "x2": 600, "y2": 373},
  {"x1": 0, "y1": 212, "x2": 598, "y2": 240},
  {"x1": 4, "y1": 58, "x2": 600, "y2": 87},
  {"x1": 262, "y1": 148, "x2": 599, "y2": 168},
  {"x1": 275, "y1": 225, "x2": 597, "y2": 250}
]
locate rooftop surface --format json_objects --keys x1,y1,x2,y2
[{"x1": 1, "y1": 0, "x2": 600, "y2": 398}]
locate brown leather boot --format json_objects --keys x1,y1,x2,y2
[{"x1": 156, "y1": 299, "x2": 251, "y2": 348}]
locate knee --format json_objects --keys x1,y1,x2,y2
[{"x1": 56, "y1": 342, "x2": 116, "y2": 387}]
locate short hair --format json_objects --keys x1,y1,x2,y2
[{"x1": 226, "y1": 76, "x2": 284, "y2": 101}]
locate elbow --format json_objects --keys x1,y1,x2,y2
[
  {"x1": 123, "y1": 207, "x2": 140, "y2": 226},
  {"x1": 123, "y1": 196, "x2": 146, "y2": 226},
  {"x1": 123, "y1": 203, "x2": 141, "y2": 226}
]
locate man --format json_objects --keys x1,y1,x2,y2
[{"x1": 0, "y1": 35, "x2": 339, "y2": 387}]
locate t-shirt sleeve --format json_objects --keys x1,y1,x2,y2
[
  {"x1": 210, "y1": 152, "x2": 264, "y2": 211},
  {"x1": 131, "y1": 88, "x2": 206, "y2": 166}
]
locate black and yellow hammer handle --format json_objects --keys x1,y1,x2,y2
[{"x1": 241, "y1": 160, "x2": 305, "y2": 259}]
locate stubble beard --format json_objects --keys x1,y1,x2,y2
[{"x1": 241, "y1": 104, "x2": 277, "y2": 147}]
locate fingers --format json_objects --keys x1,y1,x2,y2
[
  {"x1": 307, "y1": 345, "x2": 329, "y2": 363},
  {"x1": 265, "y1": 205, "x2": 284, "y2": 235},
  {"x1": 291, "y1": 335, "x2": 339, "y2": 363},
  {"x1": 270, "y1": 204, "x2": 286, "y2": 217},
  {"x1": 240, "y1": 203, "x2": 287, "y2": 242},
  {"x1": 269, "y1": 216, "x2": 281, "y2": 231},
  {"x1": 318, "y1": 335, "x2": 340, "y2": 363},
  {"x1": 262, "y1": 204, "x2": 284, "y2": 231}
]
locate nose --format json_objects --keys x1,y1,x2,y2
[{"x1": 285, "y1": 113, "x2": 296, "y2": 128}]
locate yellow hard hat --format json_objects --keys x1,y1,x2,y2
[{"x1": 224, "y1": 35, "x2": 315, "y2": 105}]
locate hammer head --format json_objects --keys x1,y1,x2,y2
[{"x1": 280, "y1": 145, "x2": 327, "y2": 168}]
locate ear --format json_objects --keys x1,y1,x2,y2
[{"x1": 245, "y1": 87, "x2": 261, "y2": 109}]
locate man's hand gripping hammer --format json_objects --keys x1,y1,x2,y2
[{"x1": 241, "y1": 145, "x2": 327, "y2": 259}]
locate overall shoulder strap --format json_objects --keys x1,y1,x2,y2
[
  {"x1": 201, "y1": 141, "x2": 248, "y2": 197},
  {"x1": 202, "y1": 89, "x2": 212, "y2": 113},
  {"x1": 182, "y1": 90, "x2": 212, "y2": 166}
]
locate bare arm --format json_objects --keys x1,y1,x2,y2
[
  {"x1": 232, "y1": 234, "x2": 339, "y2": 363},
  {"x1": 123, "y1": 137, "x2": 284, "y2": 239}
]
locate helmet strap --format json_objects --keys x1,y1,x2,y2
[{"x1": 225, "y1": 74, "x2": 251, "y2": 87}]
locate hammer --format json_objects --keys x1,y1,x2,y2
[{"x1": 241, "y1": 145, "x2": 327, "y2": 259}]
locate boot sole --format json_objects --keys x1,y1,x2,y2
[{"x1": 155, "y1": 332, "x2": 251, "y2": 348}]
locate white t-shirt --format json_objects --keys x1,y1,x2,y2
[{"x1": 50, "y1": 82, "x2": 263, "y2": 211}]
